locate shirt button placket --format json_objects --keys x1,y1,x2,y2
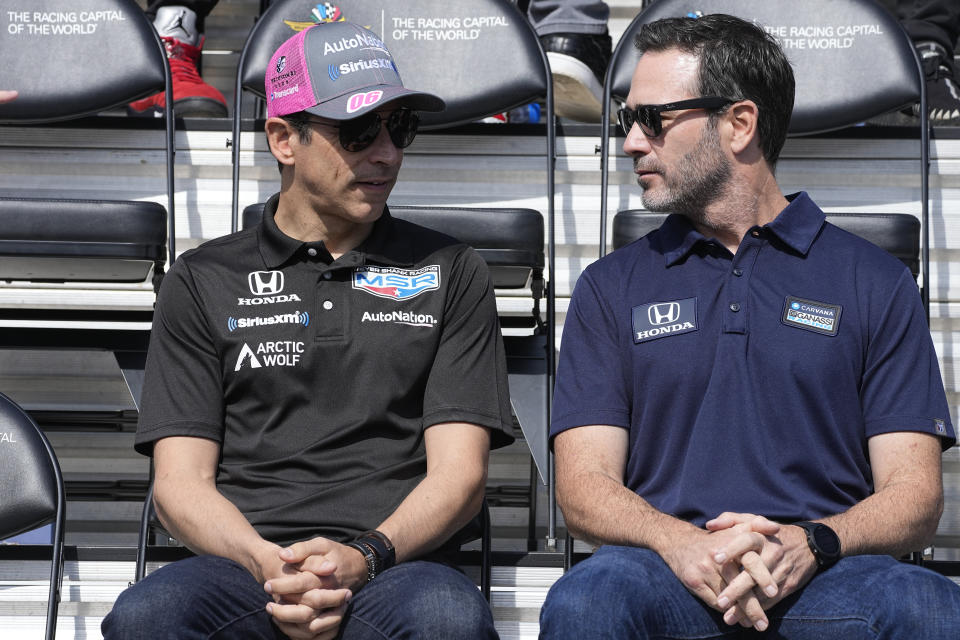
[
  {"x1": 724, "y1": 235, "x2": 761, "y2": 334},
  {"x1": 315, "y1": 270, "x2": 344, "y2": 339}
]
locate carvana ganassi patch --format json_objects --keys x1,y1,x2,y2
[{"x1": 782, "y1": 296, "x2": 842, "y2": 336}]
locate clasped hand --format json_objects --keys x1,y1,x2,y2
[
  {"x1": 261, "y1": 537, "x2": 363, "y2": 640},
  {"x1": 664, "y1": 512, "x2": 817, "y2": 632}
]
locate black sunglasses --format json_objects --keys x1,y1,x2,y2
[
  {"x1": 617, "y1": 97, "x2": 733, "y2": 138},
  {"x1": 306, "y1": 108, "x2": 419, "y2": 152}
]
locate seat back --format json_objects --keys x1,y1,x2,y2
[
  {"x1": 613, "y1": 209, "x2": 921, "y2": 279},
  {"x1": 608, "y1": 1, "x2": 920, "y2": 134},
  {"x1": 232, "y1": 2, "x2": 556, "y2": 522},
  {"x1": 243, "y1": 203, "x2": 545, "y2": 293},
  {"x1": 134, "y1": 480, "x2": 494, "y2": 600},
  {"x1": 230, "y1": 0, "x2": 553, "y2": 226},
  {"x1": 0, "y1": 0, "x2": 175, "y2": 275},
  {"x1": 0, "y1": 1, "x2": 174, "y2": 409},
  {"x1": 0, "y1": 198, "x2": 168, "y2": 287},
  {"x1": 0, "y1": 392, "x2": 65, "y2": 640},
  {"x1": 599, "y1": 1, "x2": 929, "y2": 311},
  {"x1": 242, "y1": 200, "x2": 551, "y2": 485}
]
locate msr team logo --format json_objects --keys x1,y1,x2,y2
[
  {"x1": 353, "y1": 265, "x2": 440, "y2": 300},
  {"x1": 632, "y1": 297, "x2": 697, "y2": 344}
]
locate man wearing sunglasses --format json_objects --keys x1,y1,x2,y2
[
  {"x1": 103, "y1": 22, "x2": 512, "y2": 640},
  {"x1": 540, "y1": 13, "x2": 960, "y2": 640}
]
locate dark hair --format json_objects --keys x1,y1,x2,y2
[
  {"x1": 634, "y1": 14, "x2": 795, "y2": 167},
  {"x1": 270, "y1": 111, "x2": 315, "y2": 173}
]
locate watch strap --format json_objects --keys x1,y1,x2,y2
[
  {"x1": 345, "y1": 540, "x2": 378, "y2": 584},
  {"x1": 356, "y1": 530, "x2": 396, "y2": 572},
  {"x1": 794, "y1": 521, "x2": 841, "y2": 570}
]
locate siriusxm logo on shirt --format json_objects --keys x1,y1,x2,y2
[
  {"x1": 632, "y1": 297, "x2": 697, "y2": 344},
  {"x1": 782, "y1": 296, "x2": 842, "y2": 336}
]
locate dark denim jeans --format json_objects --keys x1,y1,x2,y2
[
  {"x1": 539, "y1": 546, "x2": 960, "y2": 639},
  {"x1": 102, "y1": 554, "x2": 498, "y2": 639}
]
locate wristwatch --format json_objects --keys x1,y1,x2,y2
[
  {"x1": 347, "y1": 530, "x2": 396, "y2": 585},
  {"x1": 794, "y1": 521, "x2": 841, "y2": 570}
]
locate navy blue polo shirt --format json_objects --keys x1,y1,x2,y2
[
  {"x1": 136, "y1": 194, "x2": 514, "y2": 546},
  {"x1": 552, "y1": 192, "x2": 954, "y2": 526}
]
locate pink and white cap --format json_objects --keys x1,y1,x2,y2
[{"x1": 265, "y1": 22, "x2": 444, "y2": 120}]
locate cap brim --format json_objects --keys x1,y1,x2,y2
[{"x1": 304, "y1": 85, "x2": 445, "y2": 121}]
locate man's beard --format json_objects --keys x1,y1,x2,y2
[{"x1": 635, "y1": 119, "x2": 732, "y2": 222}]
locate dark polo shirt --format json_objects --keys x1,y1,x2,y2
[
  {"x1": 552, "y1": 192, "x2": 954, "y2": 527},
  {"x1": 136, "y1": 194, "x2": 514, "y2": 545}
]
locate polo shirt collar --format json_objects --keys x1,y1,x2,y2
[
  {"x1": 764, "y1": 191, "x2": 826, "y2": 255},
  {"x1": 257, "y1": 193, "x2": 414, "y2": 268},
  {"x1": 659, "y1": 191, "x2": 825, "y2": 266}
]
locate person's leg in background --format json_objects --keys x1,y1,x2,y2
[
  {"x1": 130, "y1": 1, "x2": 228, "y2": 118},
  {"x1": 896, "y1": 0, "x2": 960, "y2": 124},
  {"x1": 526, "y1": 0, "x2": 611, "y2": 123}
]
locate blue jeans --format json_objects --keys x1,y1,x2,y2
[
  {"x1": 539, "y1": 546, "x2": 960, "y2": 639},
  {"x1": 102, "y1": 554, "x2": 498, "y2": 639}
]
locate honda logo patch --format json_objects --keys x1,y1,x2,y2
[
  {"x1": 632, "y1": 297, "x2": 697, "y2": 343},
  {"x1": 248, "y1": 271, "x2": 284, "y2": 295}
]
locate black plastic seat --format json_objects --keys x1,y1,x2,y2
[
  {"x1": 227, "y1": 0, "x2": 558, "y2": 546},
  {"x1": 598, "y1": 0, "x2": 929, "y2": 311},
  {"x1": 0, "y1": 0, "x2": 176, "y2": 409},
  {"x1": 0, "y1": 392, "x2": 66, "y2": 640},
  {"x1": 613, "y1": 210, "x2": 921, "y2": 280}
]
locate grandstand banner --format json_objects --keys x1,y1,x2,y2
[
  {"x1": 0, "y1": 0, "x2": 167, "y2": 122},
  {"x1": 610, "y1": 0, "x2": 920, "y2": 135},
  {"x1": 238, "y1": 0, "x2": 548, "y2": 128}
]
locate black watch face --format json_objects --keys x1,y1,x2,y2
[{"x1": 813, "y1": 525, "x2": 841, "y2": 556}]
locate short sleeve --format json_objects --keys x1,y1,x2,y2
[
  {"x1": 551, "y1": 267, "x2": 631, "y2": 440},
  {"x1": 134, "y1": 258, "x2": 226, "y2": 455},
  {"x1": 861, "y1": 269, "x2": 955, "y2": 449},
  {"x1": 422, "y1": 247, "x2": 515, "y2": 449}
]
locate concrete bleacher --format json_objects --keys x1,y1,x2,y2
[{"x1": 2, "y1": 0, "x2": 960, "y2": 637}]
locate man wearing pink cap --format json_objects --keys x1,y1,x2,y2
[{"x1": 103, "y1": 22, "x2": 511, "y2": 640}]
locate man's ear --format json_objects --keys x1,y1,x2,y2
[
  {"x1": 727, "y1": 100, "x2": 760, "y2": 156},
  {"x1": 265, "y1": 117, "x2": 296, "y2": 167}
]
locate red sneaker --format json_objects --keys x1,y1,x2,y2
[{"x1": 128, "y1": 7, "x2": 227, "y2": 118}]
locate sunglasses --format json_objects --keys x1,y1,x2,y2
[
  {"x1": 306, "y1": 108, "x2": 419, "y2": 152},
  {"x1": 617, "y1": 97, "x2": 733, "y2": 138}
]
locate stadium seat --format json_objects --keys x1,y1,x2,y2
[
  {"x1": 0, "y1": 0, "x2": 176, "y2": 411},
  {"x1": 227, "y1": 0, "x2": 559, "y2": 545},
  {"x1": 597, "y1": 0, "x2": 930, "y2": 313},
  {"x1": 134, "y1": 481, "x2": 495, "y2": 601},
  {"x1": 0, "y1": 392, "x2": 66, "y2": 640},
  {"x1": 612, "y1": 210, "x2": 921, "y2": 278},
  {"x1": 564, "y1": 209, "x2": 923, "y2": 571}
]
